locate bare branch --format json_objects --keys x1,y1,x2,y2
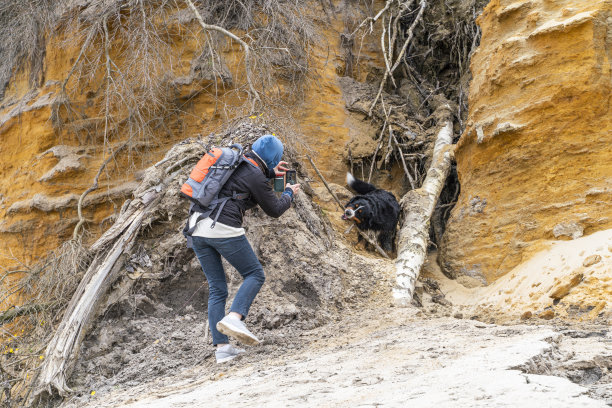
[
  {"x1": 72, "y1": 142, "x2": 128, "y2": 241},
  {"x1": 391, "y1": 125, "x2": 416, "y2": 189},
  {"x1": 349, "y1": 0, "x2": 394, "y2": 38},
  {"x1": 369, "y1": 0, "x2": 427, "y2": 116},
  {"x1": 184, "y1": 0, "x2": 260, "y2": 103},
  {"x1": 61, "y1": 28, "x2": 96, "y2": 94}
]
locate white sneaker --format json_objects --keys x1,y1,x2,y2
[
  {"x1": 216, "y1": 315, "x2": 260, "y2": 346},
  {"x1": 215, "y1": 344, "x2": 245, "y2": 364}
]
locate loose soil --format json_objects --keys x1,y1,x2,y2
[{"x1": 61, "y1": 303, "x2": 611, "y2": 408}]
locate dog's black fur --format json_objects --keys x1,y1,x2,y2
[{"x1": 343, "y1": 173, "x2": 400, "y2": 252}]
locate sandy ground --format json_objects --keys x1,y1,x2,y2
[
  {"x1": 58, "y1": 224, "x2": 611, "y2": 408},
  {"x1": 426, "y1": 229, "x2": 612, "y2": 322},
  {"x1": 63, "y1": 303, "x2": 611, "y2": 408}
]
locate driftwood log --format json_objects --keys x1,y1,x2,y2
[
  {"x1": 393, "y1": 109, "x2": 454, "y2": 305},
  {"x1": 30, "y1": 137, "x2": 204, "y2": 400},
  {"x1": 33, "y1": 191, "x2": 160, "y2": 398}
]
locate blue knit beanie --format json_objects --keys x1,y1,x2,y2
[{"x1": 252, "y1": 134, "x2": 284, "y2": 170}]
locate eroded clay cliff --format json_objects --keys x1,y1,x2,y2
[{"x1": 441, "y1": 0, "x2": 611, "y2": 289}]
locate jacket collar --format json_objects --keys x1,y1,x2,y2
[{"x1": 245, "y1": 152, "x2": 276, "y2": 179}]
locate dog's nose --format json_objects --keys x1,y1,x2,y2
[{"x1": 344, "y1": 208, "x2": 355, "y2": 218}]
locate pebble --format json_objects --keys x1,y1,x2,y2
[
  {"x1": 538, "y1": 310, "x2": 555, "y2": 320},
  {"x1": 582, "y1": 255, "x2": 601, "y2": 267}
]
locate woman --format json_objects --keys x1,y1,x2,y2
[{"x1": 189, "y1": 134, "x2": 300, "y2": 363}]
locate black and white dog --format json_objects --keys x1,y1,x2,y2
[{"x1": 342, "y1": 173, "x2": 400, "y2": 252}]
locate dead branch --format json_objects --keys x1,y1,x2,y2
[
  {"x1": 390, "y1": 125, "x2": 416, "y2": 189},
  {"x1": 390, "y1": 0, "x2": 426, "y2": 74},
  {"x1": 380, "y1": 17, "x2": 395, "y2": 87},
  {"x1": 306, "y1": 155, "x2": 345, "y2": 210},
  {"x1": 349, "y1": 0, "x2": 394, "y2": 37},
  {"x1": 369, "y1": 0, "x2": 427, "y2": 116},
  {"x1": 72, "y1": 141, "x2": 129, "y2": 241},
  {"x1": 0, "y1": 304, "x2": 46, "y2": 324},
  {"x1": 61, "y1": 28, "x2": 96, "y2": 94},
  {"x1": 368, "y1": 121, "x2": 388, "y2": 183},
  {"x1": 185, "y1": 0, "x2": 260, "y2": 103},
  {"x1": 368, "y1": 103, "x2": 393, "y2": 183}
]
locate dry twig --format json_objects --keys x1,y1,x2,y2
[{"x1": 369, "y1": 0, "x2": 427, "y2": 116}]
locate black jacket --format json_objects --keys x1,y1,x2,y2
[{"x1": 207, "y1": 152, "x2": 291, "y2": 227}]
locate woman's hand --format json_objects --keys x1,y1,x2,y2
[
  {"x1": 274, "y1": 161, "x2": 289, "y2": 177},
  {"x1": 286, "y1": 183, "x2": 301, "y2": 195}
]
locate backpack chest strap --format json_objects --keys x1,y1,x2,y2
[{"x1": 206, "y1": 191, "x2": 250, "y2": 228}]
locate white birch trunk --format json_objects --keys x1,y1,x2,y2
[{"x1": 393, "y1": 118, "x2": 454, "y2": 306}]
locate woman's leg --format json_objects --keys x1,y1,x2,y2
[
  {"x1": 211, "y1": 235, "x2": 265, "y2": 319},
  {"x1": 191, "y1": 236, "x2": 229, "y2": 345}
]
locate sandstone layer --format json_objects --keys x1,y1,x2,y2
[{"x1": 441, "y1": 0, "x2": 612, "y2": 287}]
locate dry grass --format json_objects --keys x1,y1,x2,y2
[
  {"x1": 0, "y1": 241, "x2": 91, "y2": 406},
  {"x1": 0, "y1": 0, "x2": 58, "y2": 101}
]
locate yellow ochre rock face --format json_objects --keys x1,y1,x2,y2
[
  {"x1": 440, "y1": 0, "x2": 612, "y2": 288},
  {"x1": 0, "y1": 7, "x2": 383, "y2": 281}
]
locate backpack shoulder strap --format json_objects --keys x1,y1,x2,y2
[{"x1": 243, "y1": 155, "x2": 260, "y2": 168}]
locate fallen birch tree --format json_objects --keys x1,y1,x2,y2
[{"x1": 393, "y1": 107, "x2": 454, "y2": 306}]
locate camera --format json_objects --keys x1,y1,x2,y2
[
  {"x1": 273, "y1": 169, "x2": 297, "y2": 192},
  {"x1": 285, "y1": 170, "x2": 297, "y2": 185}
]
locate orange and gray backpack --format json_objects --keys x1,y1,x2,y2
[{"x1": 181, "y1": 143, "x2": 255, "y2": 247}]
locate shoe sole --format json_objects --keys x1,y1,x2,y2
[
  {"x1": 216, "y1": 354, "x2": 238, "y2": 364},
  {"x1": 217, "y1": 320, "x2": 260, "y2": 346}
]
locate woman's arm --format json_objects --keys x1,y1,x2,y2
[{"x1": 248, "y1": 171, "x2": 292, "y2": 218}]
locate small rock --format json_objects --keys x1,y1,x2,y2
[
  {"x1": 552, "y1": 221, "x2": 583, "y2": 240},
  {"x1": 453, "y1": 312, "x2": 463, "y2": 319},
  {"x1": 539, "y1": 310, "x2": 555, "y2": 320},
  {"x1": 582, "y1": 255, "x2": 601, "y2": 267},
  {"x1": 520, "y1": 311, "x2": 532, "y2": 320},
  {"x1": 549, "y1": 273, "x2": 583, "y2": 300},
  {"x1": 171, "y1": 331, "x2": 186, "y2": 340}
]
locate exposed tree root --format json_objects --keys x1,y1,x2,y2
[
  {"x1": 367, "y1": 0, "x2": 427, "y2": 116},
  {"x1": 72, "y1": 141, "x2": 129, "y2": 241},
  {"x1": 185, "y1": 0, "x2": 260, "y2": 104}
]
